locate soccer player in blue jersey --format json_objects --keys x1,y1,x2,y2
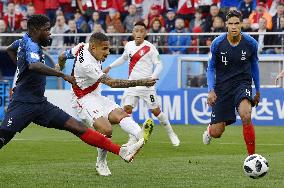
[
  {"x1": 202, "y1": 10, "x2": 260, "y2": 155},
  {"x1": 0, "y1": 14, "x2": 146, "y2": 162}
]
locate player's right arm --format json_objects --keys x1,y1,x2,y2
[
  {"x1": 27, "y1": 43, "x2": 76, "y2": 85},
  {"x1": 6, "y1": 39, "x2": 21, "y2": 64},
  {"x1": 207, "y1": 41, "x2": 217, "y2": 106},
  {"x1": 103, "y1": 43, "x2": 128, "y2": 74},
  {"x1": 99, "y1": 74, "x2": 156, "y2": 88}
]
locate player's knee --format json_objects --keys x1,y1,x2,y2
[
  {"x1": 239, "y1": 112, "x2": 252, "y2": 125},
  {"x1": 151, "y1": 108, "x2": 161, "y2": 117}
]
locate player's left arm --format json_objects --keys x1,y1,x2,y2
[
  {"x1": 251, "y1": 41, "x2": 260, "y2": 107},
  {"x1": 151, "y1": 47, "x2": 163, "y2": 79}
]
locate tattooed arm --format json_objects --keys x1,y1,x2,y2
[{"x1": 99, "y1": 74, "x2": 156, "y2": 88}]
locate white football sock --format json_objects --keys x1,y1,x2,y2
[
  {"x1": 97, "y1": 148, "x2": 107, "y2": 163},
  {"x1": 157, "y1": 112, "x2": 174, "y2": 133},
  {"x1": 119, "y1": 117, "x2": 142, "y2": 140}
]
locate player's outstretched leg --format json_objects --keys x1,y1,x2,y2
[
  {"x1": 152, "y1": 108, "x2": 180, "y2": 146},
  {"x1": 63, "y1": 117, "x2": 144, "y2": 162}
]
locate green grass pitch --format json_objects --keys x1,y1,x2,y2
[{"x1": 0, "y1": 124, "x2": 284, "y2": 188}]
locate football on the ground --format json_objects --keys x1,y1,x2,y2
[{"x1": 243, "y1": 154, "x2": 269, "y2": 179}]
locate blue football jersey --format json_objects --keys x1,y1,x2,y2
[
  {"x1": 207, "y1": 33, "x2": 259, "y2": 92},
  {"x1": 12, "y1": 33, "x2": 46, "y2": 103}
]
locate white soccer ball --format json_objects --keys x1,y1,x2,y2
[{"x1": 243, "y1": 154, "x2": 269, "y2": 179}]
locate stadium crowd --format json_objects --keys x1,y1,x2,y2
[{"x1": 0, "y1": 0, "x2": 283, "y2": 54}]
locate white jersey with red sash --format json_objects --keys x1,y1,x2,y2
[
  {"x1": 69, "y1": 43, "x2": 120, "y2": 122},
  {"x1": 71, "y1": 43, "x2": 103, "y2": 98},
  {"x1": 122, "y1": 40, "x2": 161, "y2": 90}
]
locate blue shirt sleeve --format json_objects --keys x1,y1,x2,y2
[
  {"x1": 11, "y1": 39, "x2": 21, "y2": 50},
  {"x1": 207, "y1": 42, "x2": 217, "y2": 92},
  {"x1": 64, "y1": 49, "x2": 75, "y2": 59},
  {"x1": 26, "y1": 42, "x2": 41, "y2": 64},
  {"x1": 251, "y1": 41, "x2": 260, "y2": 92}
]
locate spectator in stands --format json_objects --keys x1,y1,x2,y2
[
  {"x1": 74, "y1": 9, "x2": 89, "y2": 33},
  {"x1": 26, "y1": 3, "x2": 35, "y2": 17},
  {"x1": 177, "y1": 0, "x2": 196, "y2": 23},
  {"x1": 195, "y1": 0, "x2": 220, "y2": 16},
  {"x1": 106, "y1": 24, "x2": 123, "y2": 54},
  {"x1": 253, "y1": 17, "x2": 275, "y2": 54},
  {"x1": 64, "y1": 19, "x2": 85, "y2": 47},
  {"x1": 114, "y1": 0, "x2": 130, "y2": 21},
  {"x1": 200, "y1": 16, "x2": 225, "y2": 54},
  {"x1": 242, "y1": 18, "x2": 253, "y2": 32},
  {"x1": 88, "y1": 11, "x2": 105, "y2": 32},
  {"x1": 59, "y1": 0, "x2": 76, "y2": 21},
  {"x1": 85, "y1": 23, "x2": 105, "y2": 42},
  {"x1": 189, "y1": 8, "x2": 205, "y2": 32},
  {"x1": 168, "y1": 18, "x2": 191, "y2": 54},
  {"x1": 123, "y1": 4, "x2": 141, "y2": 33},
  {"x1": 15, "y1": 16, "x2": 27, "y2": 33},
  {"x1": 92, "y1": 23, "x2": 105, "y2": 33},
  {"x1": 164, "y1": 8, "x2": 176, "y2": 32},
  {"x1": 204, "y1": 4, "x2": 225, "y2": 32},
  {"x1": 3, "y1": 2, "x2": 23, "y2": 32},
  {"x1": 272, "y1": 3, "x2": 284, "y2": 31},
  {"x1": 50, "y1": 15, "x2": 69, "y2": 52},
  {"x1": 238, "y1": 0, "x2": 255, "y2": 19},
  {"x1": 0, "y1": 19, "x2": 13, "y2": 46},
  {"x1": 105, "y1": 8, "x2": 125, "y2": 33},
  {"x1": 269, "y1": 0, "x2": 284, "y2": 16},
  {"x1": 274, "y1": 16, "x2": 284, "y2": 54},
  {"x1": 76, "y1": 0, "x2": 95, "y2": 17},
  {"x1": 30, "y1": 0, "x2": 45, "y2": 15},
  {"x1": 148, "y1": 17, "x2": 167, "y2": 54},
  {"x1": 144, "y1": 4, "x2": 165, "y2": 28},
  {"x1": 249, "y1": 2, "x2": 272, "y2": 30},
  {"x1": 44, "y1": 0, "x2": 59, "y2": 25}
]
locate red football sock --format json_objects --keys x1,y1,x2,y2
[
  {"x1": 243, "y1": 123, "x2": 255, "y2": 155},
  {"x1": 80, "y1": 128, "x2": 120, "y2": 155}
]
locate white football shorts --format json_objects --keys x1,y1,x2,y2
[
  {"x1": 121, "y1": 88, "x2": 160, "y2": 109},
  {"x1": 72, "y1": 93, "x2": 120, "y2": 125}
]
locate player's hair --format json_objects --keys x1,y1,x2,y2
[
  {"x1": 89, "y1": 32, "x2": 109, "y2": 44},
  {"x1": 134, "y1": 21, "x2": 147, "y2": 29},
  {"x1": 226, "y1": 10, "x2": 242, "y2": 22},
  {"x1": 27, "y1": 14, "x2": 50, "y2": 30}
]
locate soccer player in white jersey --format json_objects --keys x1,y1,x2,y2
[
  {"x1": 57, "y1": 32, "x2": 155, "y2": 176},
  {"x1": 103, "y1": 22, "x2": 180, "y2": 147}
]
